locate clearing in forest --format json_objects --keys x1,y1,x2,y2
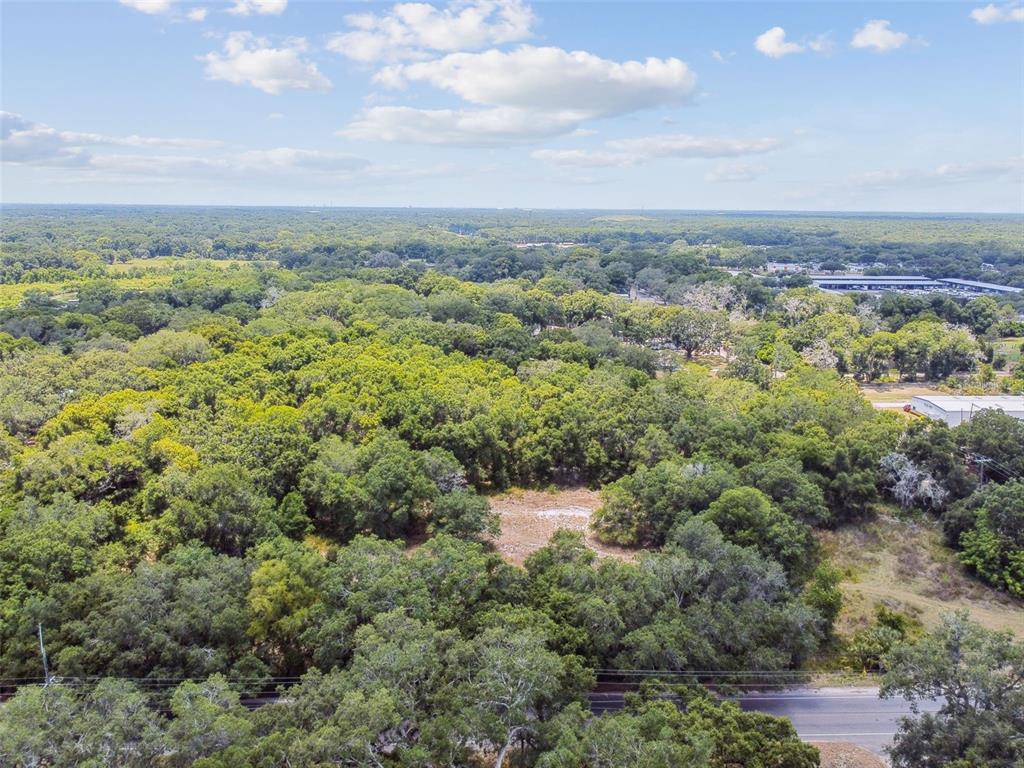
[
  {"x1": 859, "y1": 383, "x2": 946, "y2": 410},
  {"x1": 489, "y1": 488, "x2": 636, "y2": 565},
  {"x1": 820, "y1": 514, "x2": 1024, "y2": 639}
]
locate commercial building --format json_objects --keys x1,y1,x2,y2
[
  {"x1": 935, "y1": 278, "x2": 1023, "y2": 295},
  {"x1": 811, "y1": 275, "x2": 943, "y2": 291},
  {"x1": 810, "y1": 275, "x2": 1022, "y2": 295},
  {"x1": 909, "y1": 395, "x2": 1024, "y2": 427}
]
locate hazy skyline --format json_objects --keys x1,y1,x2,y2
[{"x1": 2, "y1": 0, "x2": 1022, "y2": 211}]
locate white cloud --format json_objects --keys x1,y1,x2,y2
[
  {"x1": 754, "y1": 27, "x2": 805, "y2": 58},
  {"x1": 1, "y1": 112, "x2": 220, "y2": 166},
  {"x1": 86, "y1": 149, "x2": 372, "y2": 183},
  {"x1": 327, "y1": 0, "x2": 534, "y2": 63},
  {"x1": 228, "y1": 0, "x2": 287, "y2": 16},
  {"x1": 376, "y1": 46, "x2": 696, "y2": 117},
  {"x1": 236, "y1": 147, "x2": 369, "y2": 174},
  {"x1": 608, "y1": 134, "x2": 779, "y2": 158},
  {"x1": 119, "y1": 0, "x2": 209, "y2": 22},
  {"x1": 705, "y1": 162, "x2": 767, "y2": 182},
  {"x1": 344, "y1": 45, "x2": 696, "y2": 146},
  {"x1": 531, "y1": 149, "x2": 634, "y2": 169},
  {"x1": 808, "y1": 34, "x2": 834, "y2": 54},
  {"x1": 970, "y1": 3, "x2": 1024, "y2": 23},
  {"x1": 268, "y1": 112, "x2": 284, "y2": 120},
  {"x1": 532, "y1": 133, "x2": 781, "y2": 169},
  {"x1": 119, "y1": 0, "x2": 175, "y2": 14},
  {"x1": 755, "y1": 27, "x2": 834, "y2": 58},
  {"x1": 340, "y1": 106, "x2": 583, "y2": 146},
  {"x1": 851, "y1": 157, "x2": 1023, "y2": 188},
  {"x1": 61, "y1": 131, "x2": 220, "y2": 149},
  {"x1": 2, "y1": 113, "x2": 443, "y2": 191},
  {"x1": 199, "y1": 33, "x2": 331, "y2": 94},
  {"x1": 850, "y1": 20, "x2": 910, "y2": 51}
]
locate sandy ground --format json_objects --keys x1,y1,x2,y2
[
  {"x1": 488, "y1": 488, "x2": 636, "y2": 565},
  {"x1": 859, "y1": 383, "x2": 945, "y2": 409},
  {"x1": 820, "y1": 515, "x2": 1024, "y2": 639},
  {"x1": 812, "y1": 743, "x2": 887, "y2": 768}
]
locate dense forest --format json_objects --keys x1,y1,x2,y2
[
  {"x1": 0, "y1": 208, "x2": 1021, "y2": 767},
  {"x1": 2, "y1": 206, "x2": 1024, "y2": 289}
]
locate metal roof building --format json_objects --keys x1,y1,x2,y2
[
  {"x1": 810, "y1": 275, "x2": 1022, "y2": 295},
  {"x1": 935, "y1": 278, "x2": 1023, "y2": 295},
  {"x1": 810, "y1": 275, "x2": 943, "y2": 291},
  {"x1": 909, "y1": 395, "x2": 1024, "y2": 427}
]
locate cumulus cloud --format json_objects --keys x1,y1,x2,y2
[
  {"x1": 376, "y1": 46, "x2": 696, "y2": 117},
  {"x1": 119, "y1": 0, "x2": 206, "y2": 20},
  {"x1": 970, "y1": 2, "x2": 1024, "y2": 23},
  {"x1": 119, "y1": 0, "x2": 176, "y2": 14},
  {"x1": 850, "y1": 20, "x2": 910, "y2": 51},
  {"x1": 754, "y1": 27, "x2": 832, "y2": 58},
  {"x1": 343, "y1": 45, "x2": 696, "y2": 146},
  {"x1": 531, "y1": 133, "x2": 781, "y2": 169},
  {"x1": 851, "y1": 157, "x2": 1023, "y2": 188},
  {"x1": 228, "y1": 0, "x2": 287, "y2": 16},
  {"x1": 327, "y1": 0, "x2": 534, "y2": 63},
  {"x1": 199, "y1": 33, "x2": 331, "y2": 94},
  {"x1": 754, "y1": 27, "x2": 805, "y2": 58}
]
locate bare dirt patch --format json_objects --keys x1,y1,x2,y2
[
  {"x1": 859, "y1": 383, "x2": 946, "y2": 410},
  {"x1": 820, "y1": 514, "x2": 1023, "y2": 639},
  {"x1": 812, "y1": 742, "x2": 886, "y2": 768},
  {"x1": 488, "y1": 488, "x2": 637, "y2": 565}
]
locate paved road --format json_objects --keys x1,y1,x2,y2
[
  {"x1": 737, "y1": 687, "x2": 941, "y2": 755},
  {"x1": 588, "y1": 686, "x2": 941, "y2": 757}
]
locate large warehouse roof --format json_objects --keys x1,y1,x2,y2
[
  {"x1": 909, "y1": 395, "x2": 1024, "y2": 427},
  {"x1": 911, "y1": 395, "x2": 1023, "y2": 411},
  {"x1": 935, "y1": 278, "x2": 1023, "y2": 294}
]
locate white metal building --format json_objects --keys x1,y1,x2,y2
[{"x1": 909, "y1": 395, "x2": 1024, "y2": 427}]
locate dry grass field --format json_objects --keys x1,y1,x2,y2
[
  {"x1": 820, "y1": 514, "x2": 1023, "y2": 639},
  {"x1": 488, "y1": 487, "x2": 635, "y2": 565}
]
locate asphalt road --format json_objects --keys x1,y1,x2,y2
[{"x1": 588, "y1": 686, "x2": 942, "y2": 756}]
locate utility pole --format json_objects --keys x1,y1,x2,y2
[{"x1": 37, "y1": 622, "x2": 50, "y2": 686}]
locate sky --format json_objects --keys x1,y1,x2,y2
[{"x1": 1, "y1": 0, "x2": 1022, "y2": 211}]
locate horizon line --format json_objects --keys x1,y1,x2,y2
[{"x1": 1, "y1": 202, "x2": 1022, "y2": 217}]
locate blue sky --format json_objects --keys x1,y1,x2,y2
[{"x1": 1, "y1": 0, "x2": 1022, "y2": 211}]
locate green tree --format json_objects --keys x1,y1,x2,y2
[
  {"x1": 701, "y1": 487, "x2": 815, "y2": 580},
  {"x1": 429, "y1": 488, "x2": 498, "y2": 540},
  {"x1": 881, "y1": 612, "x2": 1024, "y2": 768},
  {"x1": 0, "y1": 679, "x2": 166, "y2": 768},
  {"x1": 661, "y1": 308, "x2": 730, "y2": 359},
  {"x1": 957, "y1": 480, "x2": 1024, "y2": 596}
]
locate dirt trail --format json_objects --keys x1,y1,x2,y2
[{"x1": 488, "y1": 488, "x2": 636, "y2": 565}]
